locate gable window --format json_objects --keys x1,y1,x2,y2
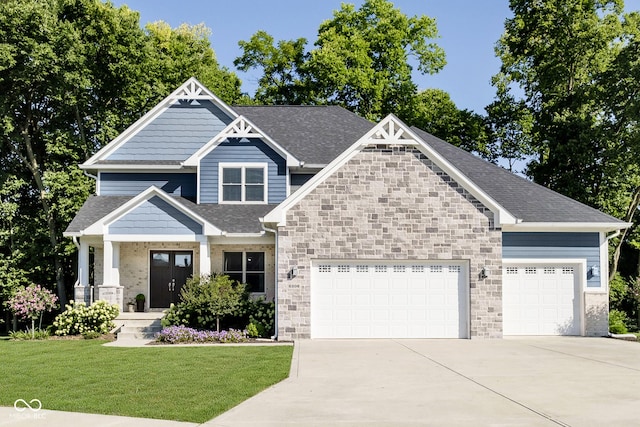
[
  {"x1": 220, "y1": 163, "x2": 267, "y2": 203},
  {"x1": 223, "y1": 251, "x2": 265, "y2": 293}
]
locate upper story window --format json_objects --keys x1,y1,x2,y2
[{"x1": 219, "y1": 163, "x2": 267, "y2": 203}]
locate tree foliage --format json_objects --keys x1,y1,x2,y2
[
  {"x1": 234, "y1": 0, "x2": 490, "y2": 154},
  {"x1": 0, "y1": 0, "x2": 241, "y2": 307},
  {"x1": 492, "y1": 0, "x2": 640, "y2": 280}
]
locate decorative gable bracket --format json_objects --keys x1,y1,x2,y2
[
  {"x1": 371, "y1": 116, "x2": 418, "y2": 145},
  {"x1": 183, "y1": 115, "x2": 299, "y2": 167}
]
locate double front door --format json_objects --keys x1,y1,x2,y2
[{"x1": 150, "y1": 251, "x2": 193, "y2": 308}]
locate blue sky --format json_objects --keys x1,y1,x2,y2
[{"x1": 112, "y1": 1, "x2": 513, "y2": 114}]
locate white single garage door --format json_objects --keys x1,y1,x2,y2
[
  {"x1": 502, "y1": 264, "x2": 581, "y2": 335},
  {"x1": 311, "y1": 260, "x2": 468, "y2": 339}
]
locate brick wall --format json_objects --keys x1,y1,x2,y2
[{"x1": 277, "y1": 145, "x2": 502, "y2": 340}]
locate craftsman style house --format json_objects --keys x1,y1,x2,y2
[{"x1": 65, "y1": 78, "x2": 628, "y2": 340}]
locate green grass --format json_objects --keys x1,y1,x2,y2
[{"x1": 0, "y1": 339, "x2": 292, "y2": 423}]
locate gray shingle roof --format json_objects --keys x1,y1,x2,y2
[
  {"x1": 65, "y1": 195, "x2": 275, "y2": 234},
  {"x1": 411, "y1": 127, "x2": 625, "y2": 224},
  {"x1": 234, "y1": 105, "x2": 375, "y2": 165}
]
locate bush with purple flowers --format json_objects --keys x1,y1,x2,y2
[
  {"x1": 5, "y1": 284, "x2": 58, "y2": 338},
  {"x1": 155, "y1": 325, "x2": 249, "y2": 344}
]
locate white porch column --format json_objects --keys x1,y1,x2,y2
[
  {"x1": 199, "y1": 237, "x2": 212, "y2": 276},
  {"x1": 74, "y1": 238, "x2": 91, "y2": 304},
  {"x1": 99, "y1": 239, "x2": 123, "y2": 309}
]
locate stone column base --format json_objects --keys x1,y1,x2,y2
[
  {"x1": 98, "y1": 285, "x2": 124, "y2": 312},
  {"x1": 73, "y1": 285, "x2": 91, "y2": 305},
  {"x1": 584, "y1": 291, "x2": 608, "y2": 336}
]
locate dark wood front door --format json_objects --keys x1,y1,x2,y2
[{"x1": 150, "y1": 251, "x2": 193, "y2": 308}]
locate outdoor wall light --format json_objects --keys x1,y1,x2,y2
[
  {"x1": 590, "y1": 265, "x2": 600, "y2": 277},
  {"x1": 480, "y1": 267, "x2": 488, "y2": 279},
  {"x1": 288, "y1": 267, "x2": 298, "y2": 279}
]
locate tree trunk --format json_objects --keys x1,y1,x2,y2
[
  {"x1": 610, "y1": 186, "x2": 640, "y2": 282},
  {"x1": 13, "y1": 122, "x2": 68, "y2": 306}
]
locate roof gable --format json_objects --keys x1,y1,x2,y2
[
  {"x1": 82, "y1": 78, "x2": 237, "y2": 167},
  {"x1": 263, "y1": 115, "x2": 517, "y2": 226},
  {"x1": 83, "y1": 186, "x2": 221, "y2": 236},
  {"x1": 183, "y1": 115, "x2": 299, "y2": 166}
]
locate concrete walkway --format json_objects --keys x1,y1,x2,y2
[
  {"x1": 3, "y1": 337, "x2": 640, "y2": 426},
  {"x1": 206, "y1": 337, "x2": 640, "y2": 426}
]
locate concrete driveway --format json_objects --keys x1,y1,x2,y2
[{"x1": 206, "y1": 337, "x2": 640, "y2": 426}]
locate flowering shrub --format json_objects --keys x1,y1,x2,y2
[
  {"x1": 5, "y1": 284, "x2": 58, "y2": 321},
  {"x1": 5, "y1": 284, "x2": 58, "y2": 337},
  {"x1": 53, "y1": 300, "x2": 120, "y2": 336},
  {"x1": 155, "y1": 325, "x2": 249, "y2": 344}
]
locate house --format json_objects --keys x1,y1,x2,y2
[{"x1": 64, "y1": 78, "x2": 629, "y2": 340}]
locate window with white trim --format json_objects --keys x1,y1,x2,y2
[
  {"x1": 220, "y1": 164, "x2": 267, "y2": 203},
  {"x1": 223, "y1": 252, "x2": 265, "y2": 293}
]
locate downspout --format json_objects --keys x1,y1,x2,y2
[{"x1": 261, "y1": 220, "x2": 278, "y2": 340}]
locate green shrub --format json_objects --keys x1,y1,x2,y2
[
  {"x1": 53, "y1": 300, "x2": 120, "y2": 336},
  {"x1": 82, "y1": 331, "x2": 102, "y2": 340},
  {"x1": 246, "y1": 322, "x2": 261, "y2": 338},
  {"x1": 161, "y1": 275, "x2": 275, "y2": 337},
  {"x1": 9, "y1": 328, "x2": 50, "y2": 340},
  {"x1": 162, "y1": 274, "x2": 245, "y2": 331},
  {"x1": 609, "y1": 309, "x2": 629, "y2": 334}
]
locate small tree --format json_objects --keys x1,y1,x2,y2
[
  {"x1": 5, "y1": 284, "x2": 58, "y2": 338},
  {"x1": 180, "y1": 274, "x2": 245, "y2": 332}
]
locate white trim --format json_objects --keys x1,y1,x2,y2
[
  {"x1": 83, "y1": 78, "x2": 237, "y2": 166},
  {"x1": 599, "y1": 231, "x2": 609, "y2": 290},
  {"x1": 263, "y1": 114, "x2": 517, "y2": 227},
  {"x1": 183, "y1": 115, "x2": 299, "y2": 167},
  {"x1": 502, "y1": 258, "x2": 587, "y2": 336},
  {"x1": 503, "y1": 222, "x2": 632, "y2": 232},
  {"x1": 105, "y1": 234, "x2": 202, "y2": 242},
  {"x1": 83, "y1": 186, "x2": 222, "y2": 236},
  {"x1": 81, "y1": 164, "x2": 187, "y2": 171},
  {"x1": 210, "y1": 234, "x2": 275, "y2": 245},
  {"x1": 218, "y1": 163, "x2": 268, "y2": 204},
  {"x1": 96, "y1": 171, "x2": 101, "y2": 196}
]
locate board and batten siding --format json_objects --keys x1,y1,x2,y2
[
  {"x1": 199, "y1": 138, "x2": 286, "y2": 203},
  {"x1": 100, "y1": 173, "x2": 197, "y2": 201},
  {"x1": 502, "y1": 232, "x2": 600, "y2": 287},
  {"x1": 109, "y1": 196, "x2": 202, "y2": 235},
  {"x1": 105, "y1": 100, "x2": 233, "y2": 162}
]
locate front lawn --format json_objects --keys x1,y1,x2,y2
[{"x1": 0, "y1": 339, "x2": 292, "y2": 423}]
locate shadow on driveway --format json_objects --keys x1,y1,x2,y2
[{"x1": 206, "y1": 337, "x2": 640, "y2": 426}]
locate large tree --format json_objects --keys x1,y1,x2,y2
[
  {"x1": 236, "y1": 0, "x2": 445, "y2": 119},
  {"x1": 493, "y1": 0, "x2": 640, "y2": 282},
  {"x1": 0, "y1": 0, "x2": 241, "y2": 306}
]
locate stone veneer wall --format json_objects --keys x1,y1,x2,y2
[
  {"x1": 584, "y1": 292, "x2": 609, "y2": 336},
  {"x1": 277, "y1": 145, "x2": 503, "y2": 340}
]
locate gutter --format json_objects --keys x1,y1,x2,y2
[{"x1": 260, "y1": 220, "x2": 278, "y2": 341}]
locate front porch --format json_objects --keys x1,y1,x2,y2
[{"x1": 74, "y1": 238, "x2": 276, "y2": 312}]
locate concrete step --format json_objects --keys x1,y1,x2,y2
[
  {"x1": 117, "y1": 318, "x2": 163, "y2": 328},
  {"x1": 117, "y1": 331, "x2": 159, "y2": 340},
  {"x1": 120, "y1": 325, "x2": 161, "y2": 334}
]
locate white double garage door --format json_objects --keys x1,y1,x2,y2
[{"x1": 310, "y1": 260, "x2": 582, "y2": 338}]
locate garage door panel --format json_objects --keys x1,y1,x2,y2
[
  {"x1": 312, "y1": 260, "x2": 468, "y2": 339},
  {"x1": 503, "y1": 265, "x2": 580, "y2": 336}
]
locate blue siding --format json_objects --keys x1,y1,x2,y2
[
  {"x1": 502, "y1": 232, "x2": 601, "y2": 287},
  {"x1": 200, "y1": 138, "x2": 286, "y2": 203},
  {"x1": 100, "y1": 173, "x2": 196, "y2": 200},
  {"x1": 105, "y1": 100, "x2": 233, "y2": 162},
  {"x1": 109, "y1": 196, "x2": 202, "y2": 235}
]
